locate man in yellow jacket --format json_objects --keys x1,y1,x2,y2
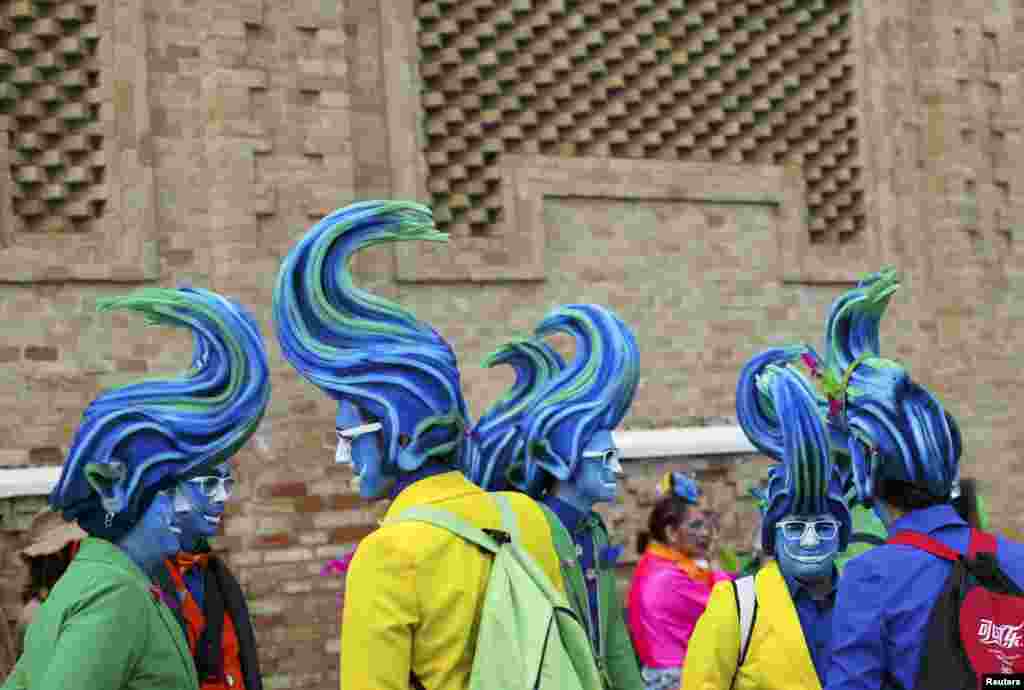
[
  {"x1": 273, "y1": 201, "x2": 566, "y2": 690},
  {"x1": 682, "y1": 350, "x2": 852, "y2": 690}
]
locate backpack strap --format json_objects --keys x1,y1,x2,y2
[
  {"x1": 384, "y1": 506, "x2": 502, "y2": 555},
  {"x1": 493, "y1": 494, "x2": 522, "y2": 543},
  {"x1": 887, "y1": 530, "x2": 960, "y2": 561},
  {"x1": 967, "y1": 528, "x2": 998, "y2": 559},
  {"x1": 729, "y1": 575, "x2": 758, "y2": 690}
]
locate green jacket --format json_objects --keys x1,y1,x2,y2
[
  {"x1": 540, "y1": 506, "x2": 643, "y2": 690},
  {"x1": 3, "y1": 537, "x2": 198, "y2": 690}
]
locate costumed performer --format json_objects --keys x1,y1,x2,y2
[
  {"x1": 272, "y1": 200, "x2": 570, "y2": 690},
  {"x1": 817, "y1": 270, "x2": 1024, "y2": 690},
  {"x1": 683, "y1": 348, "x2": 851, "y2": 690},
  {"x1": 154, "y1": 460, "x2": 262, "y2": 690},
  {"x1": 470, "y1": 305, "x2": 644, "y2": 690},
  {"x1": 3, "y1": 286, "x2": 270, "y2": 690}
]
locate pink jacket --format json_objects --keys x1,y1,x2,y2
[{"x1": 627, "y1": 547, "x2": 734, "y2": 668}]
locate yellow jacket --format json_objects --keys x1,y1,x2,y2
[
  {"x1": 340, "y1": 471, "x2": 565, "y2": 690},
  {"x1": 681, "y1": 561, "x2": 820, "y2": 690}
]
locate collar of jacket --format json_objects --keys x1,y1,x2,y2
[
  {"x1": 646, "y1": 541, "x2": 714, "y2": 586},
  {"x1": 76, "y1": 536, "x2": 154, "y2": 587},
  {"x1": 384, "y1": 470, "x2": 483, "y2": 519}
]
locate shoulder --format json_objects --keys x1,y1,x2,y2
[{"x1": 995, "y1": 535, "x2": 1024, "y2": 587}]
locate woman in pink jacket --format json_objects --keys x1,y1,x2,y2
[{"x1": 627, "y1": 473, "x2": 733, "y2": 690}]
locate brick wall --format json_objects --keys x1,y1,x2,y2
[{"x1": 0, "y1": 1, "x2": 1022, "y2": 688}]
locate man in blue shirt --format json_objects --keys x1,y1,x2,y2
[{"x1": 802, "y1": 269, "x2": 1024, "y2": 690}]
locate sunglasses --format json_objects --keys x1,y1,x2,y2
[
  {"x1": 777, "y1": 519, "x2": 840, "y2": 541},
  {"x1": 335, "y1": 422, "x2": 383, "y2": 464},
  {"x1": 186, "y1": 475, "x2": 235, "y2": 499},
  {"x1": 582, "y1": 448, "x2": 623, "y2": 468}
]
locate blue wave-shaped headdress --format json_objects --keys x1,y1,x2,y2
[
  {"x1": 518, "y1": 304, "x2": 640, "y2": 497},
  {"x1": 273, "y1": 200, "x2": 470, "y2": 471},
  {"x1": 463, "y1": 338, "x2": 565, "y2": 490},
  {"x1": 50, "y1": 287, "x2": 271, "y2": 532},
  {"x1": 819, "y1": 269, "x2": 961, "y2": 503},
  {"x1": 737, "y1": 353, "x2": 852, "y2": 554}
]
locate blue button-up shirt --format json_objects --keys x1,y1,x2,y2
[
  {"x1": 782, "y1": 567, "x2": 838, "y2": 686},
  {"x1": 825, "y1": 505, "x2": 1024, "y2": 690},
  {"x1": 543, "y1": 496, "x2": 601, "y2": 642}
]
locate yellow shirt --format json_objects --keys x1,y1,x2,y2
[
  {"x1": 340, "y1": 471, "x2": 565, "y2": 690},
  {"x1": 681, "y1": 562, "x2": 820, "y2": 690}
]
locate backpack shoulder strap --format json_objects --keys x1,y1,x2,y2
[
  {"x1": 385, "y1": 506, "x2": 501, "y2": 555},
  {"x1": 493, "y1": 493, "x2": 522, "y2": 543},
  {"x1": 887, "y1": 530, "x2": 960, "y2": 561},
  {"x1": 968, "y1": 528, "x2": 998, "y2": 559},
  {"x1": 729, "y1": 575, "x2": 758, "y2": 690}
]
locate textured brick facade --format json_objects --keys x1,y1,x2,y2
[{"x1": 0, "y1": 0, "x2": 1022, "y2": 688}]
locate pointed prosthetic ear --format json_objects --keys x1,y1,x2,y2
[
  {"x1": 823, "y1": 268, "x2": 900, "y2": 373},
  {"x1": 84, "y1": 460, "x2": 129, "y2": 515}
]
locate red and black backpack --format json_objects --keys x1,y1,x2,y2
[{"x1": 887, "y1": 529, "x2": 1024, "y2": 690}]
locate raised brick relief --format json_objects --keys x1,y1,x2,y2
[
  {"x1": 416, "y1": 0, "x2": 863, "y2": 246},
  {"x1": 0, "y1": 0, "x2": 156, "y2": 283},
  {"x1": 0, "y1": 0, "x2": 105, "y2": 234}
]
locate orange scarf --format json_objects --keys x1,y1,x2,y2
[{"x1": 646, "y1": 541, "x2": 714, "y2": 587}]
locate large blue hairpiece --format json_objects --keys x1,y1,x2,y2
[
  {"x1": 463, "y1": 338, "x2": 565, "y2": 491},
  {"x1": 273, "y1": 201, "x2": 470, "y2": 471},
  {"x1": 519, "y1": 304, "x2": 640, "y2": 496},
  {"x1": 737, "y1": 353, "x2": 852, "y2": 554},
  {"x1": 820, "y1": 269, "x2": 961, "y2": 503},
  {"x1": 50, "y1": 287, "x2": 271, "y2": 529}
]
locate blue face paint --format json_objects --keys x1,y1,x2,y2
[
  {"x1": 774, "y1": 512, "x2": 840, "y2": 581},
  {"x1": 172, "y1": 463, "x2": 233, "y2": 552},
  {"x1": 335, "y1": 400, "x2": 392, "y2": 499},
  {"x1": 117, "y1": 490, "x2": 183, "y2": 577},
  {"x1": 556, "y1": 430, "x2": 622, "y2": 512}
]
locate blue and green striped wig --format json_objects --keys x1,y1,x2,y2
[
  {"x1": 463, "y1": 337, "x2": 565, "y2": 491},
  {"x1": 737, "y1": 355, "x2": 851, "y2": 554},
  {"x1": 817, "y1": 268, "x2": 961, "y2": 505},
  {"x1": 517, "y1": 304, "x2": 640, "y2": 498},
  {"x1": 50, "y1": 287, "x2": 271, "y2": 540},
  {"x1": 273, "y1": 200, "x2": 470, "y2": 471}
]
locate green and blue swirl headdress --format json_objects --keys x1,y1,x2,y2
[
  {"x1": 273, "y1": 201, "x2": 470, "y2": 471},
  {"x1": 737, "y1": 351, "x2": 851, "y2": 554},
  {"x1": 50, "y1": 287, "x2": 271, "y2": 538},
  {"x1": 518, "y1": 304, "x2": 640, "y2": 497},
  {"x1": 463, "y1": 337, "x2": 565, "y2": 491},
  {"x1": 817, "y1": 269, "x2": 961, "y2": 504}
]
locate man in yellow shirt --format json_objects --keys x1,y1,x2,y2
[
  {"x1": 273, "y1": 201, "x2": 566, "y2": 690},
  {"x1": 683, "y1": 351, "x2": 852, "y2": 690}
]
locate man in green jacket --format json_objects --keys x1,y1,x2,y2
[
  {"x1": 466, "y1": 305, "x2": 644, "y2": 690},
  {"x1": 3, "y1": 287, "x2": 270, "y2": 690}
]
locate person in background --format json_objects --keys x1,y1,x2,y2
[
  {"x1": 154, "y1": 462, "x2": 262, "y2": 690},
  {"x1": 15, "y1": 510, "x2": 87, "y2": 652},
  {"x1": 627, "y1": 472, "x2": 733, "y2": 690},
  {"x1": 3, "y1": 286, "x2": 270, "y2": 690}
]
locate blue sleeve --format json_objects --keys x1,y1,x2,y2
[{"x1": 825, "y1": 555, "x2": 886, "y2": 690}]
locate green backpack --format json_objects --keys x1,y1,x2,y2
[{"x1": 384, "y1": 493, "x2": 603, "y2": 690}]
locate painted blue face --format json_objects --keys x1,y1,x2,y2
[
  {"x1": 568, "y1": 430, "x2": 623, "y2": 509},
  {"x1": 172, "y1": 463, "x2": 233, "y2": 552},
  {"x1": 335, "y1": 400, "x2": 392, "y2": 499},
  {"x1": 139, "y1": 490, "x2": 184, "y2": 559},
  {"x1": 774, "y1": 512, "x2": 840, "y2": 581}
]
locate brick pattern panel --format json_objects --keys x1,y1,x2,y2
[
  {"x1": 0, "y1": 0, "x2": 106, "y2": 233},
  {"x1": 417, "y1": 0, "x2": 863, "y2": 244}
]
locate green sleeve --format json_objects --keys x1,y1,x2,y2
[
  {"x1": 30, "y1": 581, "x2": 149, "y2": 690},
  {"x1": 604, "y1": 580, "x2": 644, "y2": 690}
]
